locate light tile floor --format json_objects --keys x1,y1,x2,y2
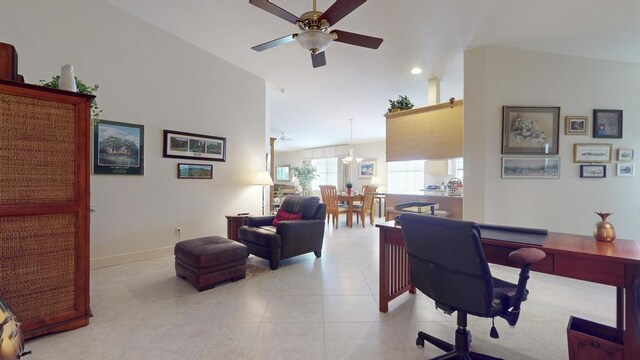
[{"x1": 26, "y1": 217, "x2": 615, "y2": 359}]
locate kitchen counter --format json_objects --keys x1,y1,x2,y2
[{"x1": 385, "y1": 193, "x2": 463, "y2": 220}]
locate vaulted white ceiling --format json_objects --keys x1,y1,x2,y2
[{"x1": 102, "y1": 0, "x2": 640, "y2": 151}]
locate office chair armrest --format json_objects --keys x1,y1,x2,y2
[
  {"x1": 502, "y1": 248, "x2": 546, "y2": 327},
  {"x1": 508, "y1": 248, "x2": 546, "y2": 267}
]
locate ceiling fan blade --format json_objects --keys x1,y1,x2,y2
[
  {"x1": 251, "y1": 34, "x2": 297, "y2": 52},
  {"x1": 249, "y1": 0, "x2": 300, "y2": 24},
  {"x1": 320, "y1": 0, "x2": 366, "y2": 26},
  {"x1": 311, "y1": 52, "x2": 327, "y2": 68},
  {"x1": 332, "y1": 30, "x2": 383, "y2": 49}
]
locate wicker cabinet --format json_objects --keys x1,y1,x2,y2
[{"x1": 0, "y1": 80, "x2": 93, "y2": 339}]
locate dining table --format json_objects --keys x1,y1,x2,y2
[{"x1": 336, "y1": 193, "x2": 364, "y2": 228}]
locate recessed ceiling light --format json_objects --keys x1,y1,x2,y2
[{"x1": 410, "y1": 67, "x2": 423, "y2": 75}]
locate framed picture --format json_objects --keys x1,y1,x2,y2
[
  {"x1": 177, "y1": 163, "x2": 213, "y2": 179},
  {"x1": 275, "y1": 165, "x2": 290, "y2": 181},
  {"x1": 593, "y1": 109, "x2": 622, "y2": 138},
  {"x1": 163, "y1": 130, "x2": 226, "y2": 161},
  {"x1": 358, "y1": 160, "x2": 376, "y2": 178},
  {"x1": 502, "y1": 106, "x2": 560, "y2": 155},
  {"x1": 616, "y1": 148, "x2": 634, "y2": 162},
  {"x1": 573, "y1": 143, "x2": 612, "y2": 163},
  {"x1": 93, "y1": 120, "x2": 144, "y2": 175},
  {"x1": 580, "y1": 165, "x2": 606, "y2": 178},
  {"x1": 565, "y1": 116, "x2": 588, "y2": 135},
  {"x1": 617, "y1": 163, "x2": 635, "y2": 177},
  {"x1": 501, "y1": 157, "x2": 560, "y2": 179}
]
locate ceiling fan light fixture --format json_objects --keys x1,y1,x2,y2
[
  {"x1": 411, "y1": 67, "x2": 423, "y2": 75},
  {"x1": 296, "y1": 30, "x2": 333, "y2": 54}
]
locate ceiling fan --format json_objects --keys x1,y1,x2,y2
[
  {"x1": 249, "y1": 0, "x2": 383, "y2": 68},
  {"x1": 279, "y1": 131, "x2": 294, "y2": 143}
]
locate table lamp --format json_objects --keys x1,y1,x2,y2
[{"x1": 255, "y1": 171, "x2": 274, "y2": 215}]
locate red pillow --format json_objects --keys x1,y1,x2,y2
[{"x1": 272, "y1": 209, "x2": 302, "y2": 226}]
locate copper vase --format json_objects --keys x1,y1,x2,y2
[{"x1": 593, "y1": 212, "x2": 616, "y2": 242}]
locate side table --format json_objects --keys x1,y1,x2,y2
[{"x1": 225, "y1": 214, "x2": 248, "y2": 241}]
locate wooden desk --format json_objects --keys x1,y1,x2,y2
[
  {"x1": 376, "y1": 221, "x2": 640, "y2": 360},
  {"x1": 337, "y1": 194, "x2": 364, "y2": 227}
]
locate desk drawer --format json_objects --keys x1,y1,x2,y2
[
  {"x1": 483, "y1": 244, "x2": 554, "y2": 274},
  {"x1": 555, "y1": 257, "x2": 624, "y2": 287}
]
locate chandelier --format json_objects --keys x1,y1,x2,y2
[{"x1": 342, "y1": 119, "x2": 363, "y2": 164}]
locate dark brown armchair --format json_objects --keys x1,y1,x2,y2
[{"x1": 238, "y1": 195, "x2": 327, "y2": 270}]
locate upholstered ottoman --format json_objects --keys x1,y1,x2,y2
[{"x1": 174, "y1": 236, "x2": 248, "y2": 291}]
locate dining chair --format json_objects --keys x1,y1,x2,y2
[
  {"x1": 353, "y1": 185, "x2": 377, "y2": 227},
  {"x1": 319, "y1": 185, "x2": 349, "y2": 229}
]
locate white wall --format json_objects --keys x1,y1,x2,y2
[
  {"x1": 275, "y1": 141, "x2": 387, "y2": 194},
  {"x1": 464, "y1": 46, "x2": 640, "y2": 238},
  {"x1": 0, "y1": 0, "x2": 267, "y2": 267}
]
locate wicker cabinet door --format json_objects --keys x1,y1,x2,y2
[{"x1": 0, "y1": 81, "x2": 93, "y2": 338}]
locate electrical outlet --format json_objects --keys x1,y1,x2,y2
[{"x1": 175, "y1": 227, "x2": 182, "y2": 236}]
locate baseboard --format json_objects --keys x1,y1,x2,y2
[{"x1": 90, "y1": 246, "x2": 174, "y2": 269}]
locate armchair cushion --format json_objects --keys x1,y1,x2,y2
[
  {"x1": 272, "y1": 209, "x2": 302, "y2": 226},
  {"x1": 239, "y1": 225, "x2": 280, "y2": 248}
]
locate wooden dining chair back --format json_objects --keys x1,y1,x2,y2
[
  {"x1": 319, "y1": 185, "x2": 348, "y2": 229},
  {"x1": 354, "y1": 185, "x2": 377, "y2": 227}
]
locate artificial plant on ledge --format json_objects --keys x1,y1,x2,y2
[
  {"x1": 387, "y1": 95, "x2": 414, "y2": 114},
  {"x1": 39, "y1": 75, "x2": 102, "y2": 126}
]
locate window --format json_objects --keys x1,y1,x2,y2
[
  {"x1": 311, "y1": 158, "x2": 338, "y2": 190},
  {"x1": 453, "y1": 157, "x2": 464, "y2": 180},
  {"x1": 387, "y1": 160, "x2": 425, "y2": 194}
]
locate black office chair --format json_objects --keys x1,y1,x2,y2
[{"x1": 399, "y1": 213, "x2": 546, "y2": 360}]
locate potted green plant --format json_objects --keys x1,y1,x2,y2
[
  {"x1": 291, "y1": 163, "x2": 319, "y2": 196},
  {"x1": 346, "y1": 181, "x2": 353, "y2": 195},
  {"x1": 387, "y1": 95, "x2": 414, "y2": 114},
  {"x1": 39, "y1": 75, "x2": 102, "y2": 127}
]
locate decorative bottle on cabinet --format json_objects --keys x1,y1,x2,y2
[{"x1": 0, "y1": 80, "x2": 93, "y2": 339}]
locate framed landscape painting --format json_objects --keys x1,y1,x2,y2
[
  {"x1": 358, "y1": 160, "x2": 376, "y2": 178},
  {"x1": 163, "y1": 130, "x2": 226, "y2": 161},
  {"x1": 177, "y1": 163, "x2": 213, "y2": 179},
  {"x1": 501, "y1": 157, "x2": 560, "y2": 179},
  {"x1": 93, "y1": 120, "x2": 144, "y2": 175},
  {"x1": 580, "y1": 165, "x2": 606, "y2": 178},
  {"x1": 617, "y1": 148, "x2": 634, "y2": 162},
  {"x1": 502, "y1": 106, "x2": 560, "y2": 155},
  {"x1": 617, "y1": 163, "x2": 635, "y2": 177},
  {"x1": 275, "y1": 165, "x2": 290, "y2": 181}
]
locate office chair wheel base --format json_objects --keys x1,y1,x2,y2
[{"x1": 416, "y1": 336, "x2": 425, "y2": 348}]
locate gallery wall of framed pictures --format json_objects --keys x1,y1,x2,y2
[
  {"x1": 161, "y1": 129, "x2": 227, "y2": 180},
  {"x1": 500, "y1": 106, "x2": 633, "y2": 179}
]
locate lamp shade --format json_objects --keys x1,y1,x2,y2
[{"x1": 255, "y1": 171, "x2": 274, "y2": 186}]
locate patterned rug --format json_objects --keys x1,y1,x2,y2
[{"x1": 245, "y1": 256, "x2": 271, "y2": 278}]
